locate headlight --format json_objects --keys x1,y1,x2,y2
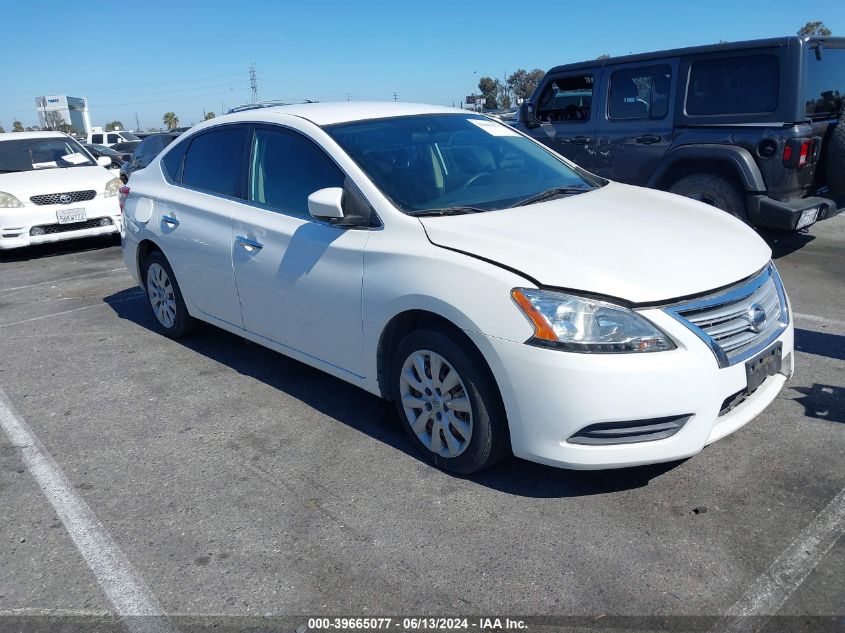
[
  {"x1": 104, "y1": 178, "x2": 122, "y2": 198},
  {"x1": 511, "y1": 288, "x2": 675, "y2": 353},
  {"x1": 0, "y1": 191, "x2": 24, "y2": 208}
]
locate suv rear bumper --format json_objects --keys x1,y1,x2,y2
[{"x1": 748, "y1": 194, "x2": 840, "y2": 230}]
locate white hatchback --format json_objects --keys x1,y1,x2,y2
[
  {"x1": 0, "y1": 132, "x2": 123, "y2": 249},
  {"x1": 120, "y1": 102, "x2": 794, "y2": 474}
]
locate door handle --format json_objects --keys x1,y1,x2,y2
[
  {"x1": 235, "y1": 235, "x2": 263, "y2": 251},
  {"x1": 635, "y1": 134, "x2": 662, "y2": 145},
  {"x1": 161, "y1": 214, "x2": 180, "y2": 227},
  {"x1": 567, "y1": 136, "x2": 593, "y2": 144}
]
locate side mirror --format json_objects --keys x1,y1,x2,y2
[
  {"x1": 519, "y1": 102, "x2": 540, "y2": 129},
  {"x1": 96, "y1": 156, "x2": 112, "y2": 167},
  {"x1": 308, "y1": 187, "x2": 345, "y2": 220}
]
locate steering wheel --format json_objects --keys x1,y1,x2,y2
[{"x1": 461, "y1": 172, "x2": 493, "y2": 189}]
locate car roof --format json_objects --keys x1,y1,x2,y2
[
  {"x1": 0, "y1": 131, "x2": 71, "y2": 141},
  {"x1": 216, "y1": 101, "x2": 464, "y2": 127},
  {"x1": 546, "y1": 36, "x2": 845, "y2": 74}
]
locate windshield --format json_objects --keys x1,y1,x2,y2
[
  {"x1": 325, "y1": 114, "x2": 600, "y2": 213},
  {"x1": 119, "y1": 132, "x2": 140, "y2": 142},
  {"x1": 0, "y1": 136, "x2": 96, "y2": 172},
  {"x1": 88, "y1": 144, "x2": 120, "y2": 157}
]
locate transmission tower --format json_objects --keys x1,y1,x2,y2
[
  {"x1": 249, "y1": 64, "x2": 259, "y2": 103},
  {"x1": 135, "y1": 113, "x2": 140, "y2": 132}
]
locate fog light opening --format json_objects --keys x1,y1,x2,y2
[
  {"x1": 98, "y1": 217, "x2": 112, "y2": 227},
  {"x1": 30, "y1": 226, "x2": 45, "y2": 236}
]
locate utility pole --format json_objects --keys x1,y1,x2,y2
[
  {"x1": 347, "y1": 92, "x2": 351, "y2": 101},
  {"x1": 249, "y1": 64, "x2": 259, "y2": 103},
  {"x1": 393, "y1": 91, "x2": 398, "y2": 102},
  {"x1": 134, "y1": 112, "x2": 140, "y2": 132}
]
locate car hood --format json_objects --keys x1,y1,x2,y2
[
  {"x1": 1, "y1": 166, "x2": 113, "y2": 199},
  {"x1": 419, "y1": 182, "x2": 772, "y2": 304}
]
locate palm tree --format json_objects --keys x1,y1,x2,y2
[
  {"x1": 12, "y1": 120, "x2": 24, "y2": 132},
  {"x1": 162, "y1": 112, "x2": 179, "y2": 130},
  {"x1": 204, "y1": 112, "x2": 216, "y2": 120}
]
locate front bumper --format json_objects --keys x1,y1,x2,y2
[
  {"x1": 748, "y1": 194, "x2": 839, "y2": 231},
  {"x1": 467, "y1": 308, "x2": 794, "y2": 470},
  {"x1": 0, "y1": 195, "x2": 121, "y2": 250}
]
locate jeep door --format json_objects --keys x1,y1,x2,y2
[
  {"x1": 594, "y1": 60, "x2": 677, "y2": 184},
  {"x1": 531, "y1": 70, "x2": 601, "y2": 171}
]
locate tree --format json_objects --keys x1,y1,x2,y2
[
  {"x1": 495, "y1": 79, "x2": 511, "y2": 109},
  {"x1": 798, "y1": 21, "x2": 832, "y2": 36},
  {"x1": 0, "y1": 126, "x2": 5, "y2": 133},
  {"x1": 12, "y1": 120, "x2": 24, "y2": 132},
  {"x1": 44, "y1": 110, "x2": 66, "y2": 131},
  {"x1": 162, "y1": 112, "x2": 179, "y2": 130},
  {"x1": 204, "y1": 112, "x2": 216, "y2": 120},
  {"x1": 507, "y1": 68, "x2": 545, "y2": 101},
  {"x1": 478, "y1": 76, "x2": 498, "y2": 109},
  {"x1": 104, "y1": 121, "x2": 124, "y2": 131},
  {"x1": 597, "y1": 53, "x2": 610, "y2": 60}
]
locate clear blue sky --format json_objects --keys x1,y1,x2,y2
[{"x1": 1, "y1": 0, "x2": 842, "y2": 130}]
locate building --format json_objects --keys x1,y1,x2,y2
[{"x1": 35, "y1": 95, "x2": 92, "y2": 135}]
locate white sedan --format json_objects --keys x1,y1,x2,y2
[
  {"x1": 0, "y1": 132, "x2": 123, "y2": 249},
  {"x1": 120, "y1": 102, "x2": 794, "y2": 474}
]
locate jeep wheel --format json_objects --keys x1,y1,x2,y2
[
  {"x1": 826, "y1": 112, "x2": 845, "y2": 196},
  {"x1": 669, "y1": 173, "x2": 748, "y2": 222}
]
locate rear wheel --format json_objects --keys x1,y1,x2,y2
[
  {"x1": 391, "y1": 328, "x2": 508, "y2": 474},
  {"x1": 669, "y1": 173, "x2": 748, "y2": 222},
  {"x1": 142, "y1": 251, "x2": 195, "y2": 338},
  {"x1": 826, "y1": 112, "x2": 845, "y2": 196}
]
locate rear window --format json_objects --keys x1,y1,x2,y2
[
  {"x1": 180, "y1": 127, "x2": 247, "y2": 197},
  {"x1": 686, "y1": 54, "x2": 779, "y2": 116},
  {"x1": 804, "y1": 47, "x2": 845, "y2": 118}
]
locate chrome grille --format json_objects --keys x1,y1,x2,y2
[
  {"x1": 665, "y1": 264, "x2": 789, "y2": 367},
  {"x1": 30, "y1": 190, "x2": 96, "y2": 206}
]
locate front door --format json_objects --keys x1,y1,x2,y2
[
  {"x1": 531, "y1": 70, "x2": 601, "y2": 171},
  {"x1": 594, "y1": 61, "x2": 677, "y2": 184},
  {"x1": 231, "y1": 125, "x2": 369, "y2": 376}
]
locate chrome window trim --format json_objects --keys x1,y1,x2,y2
[{"x1": 663, "y1": 263, "x2": 789, "y2": 368}]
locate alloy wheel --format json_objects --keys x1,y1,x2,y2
[{"x1": 146, "y1": 262, "x2": 177, "y2": 328}]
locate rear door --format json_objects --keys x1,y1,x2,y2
[
  {"x1": 594, "y1": 60, "x2": 677, "y2": 184},
  {"x1": 531, "y1": 69, "x2": 601, "y2": 171}
]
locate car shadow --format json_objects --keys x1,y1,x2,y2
[
  {"x1": 0, "y1": 235, "x2": 120, "y2": 262},
  {"x1": 795, "y1": 328, "x2": 845, "y2": 362},
  {"x1": 103, "y1": 287, "x2": 680, "y2": 498},
  {"x1": 760, "y1": 228, "x2": 815, "y2": 259},
  {"x1": 790, "y1": 384, "x2": 845, "y2": 424}
]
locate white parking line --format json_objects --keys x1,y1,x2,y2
[
  {"x1": 0, "y1": 267, "x2": 129, "y2": 297},
  {"x1": 0, "y1": 387, "x2": 178, "y2": 633},
  {"x1": 711, "y1": 486, "x2": 845, "y2": 632},
  {"x1": 0, "y1": 293, "x2": 143, "y2": 328},
  {"x1": 794, "y1": 312, "x2": 845, "y2": 329}
]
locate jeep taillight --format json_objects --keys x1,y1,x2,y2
[{"x1": 783, "y1": 138, "x2": 813, "y2": 169}]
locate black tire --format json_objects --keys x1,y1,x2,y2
[
  {"x1": 141, "y1": 251, "x2": 196, "y2": 338},
  {"x1": 390, "y1": 328, "x2": 508, "y2": 475},
  {"x1": 669, "y1": 173, "x2": 748, "y2": 222},
  {"x1": 826, "y1": 113, "x2": 845, "y2": 196}
]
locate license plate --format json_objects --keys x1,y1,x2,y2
[
  {"x1": 745, "y1": 342, "x2": 782, "y2": 393},
  {"x1": 796, "y1": 206, "x2": 819, "y2": 230},
  {"x1": 56, "y1": 208, "x2": 86, "y2": 224}
]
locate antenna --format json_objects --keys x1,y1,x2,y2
[{"x1": 249, "y1": 64, "x2": 259, "y2": 103}]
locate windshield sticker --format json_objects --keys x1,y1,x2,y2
[
  {"x1": 32, "y1": 161, "x2": 58, "y2": 169},
  {"x1": 61, "y1": 152, "x2": 89, "y2": 165},
  {"x1": 468, "y1": 118, "x2": 520, "y2": 137}
]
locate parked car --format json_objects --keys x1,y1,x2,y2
[
  {"x1": 0, "y1": 132, "x2": 122, "y2": 249},
  {"x1": 111, "y1": 140, "x2": 141, "y2": 159},
  {"x1": 87, "y1": 130, "x2": 140, "y2": 147},
  {"x1": 120, "y1": 132, "x2": 181, "y2": 183},
  {"x1": 516, "y1": 36, "x2": 844, "y2": 231},
  {"x1": 83, "y1": 143, "x2": 124, "y2": 170},
  {"x1": 120, "y1": 102, "x2": 794, "y2": 474}
]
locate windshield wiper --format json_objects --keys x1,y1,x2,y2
[
  {"x1": 407, "y1": 206, "x2": 487, "y2": 217},
  {"x1": 515, "y1": 186, "x2": 590, "y2": 207}
]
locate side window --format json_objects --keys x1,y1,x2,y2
[
  {"x1": 92, "y1": 134, "x2": 103, "y2": 144},
  {"x1": 161, "y1": 139, "x2": 188, "y2": 182},
  {"x1": 608, "y1": 65, "x2": 672, "y2": 120},
  {"x1": 134, "y1": 141, "x2": 150, "y2": 166},
  {"x1": 536, "y1": 74, "x2": 594, "y2": 123},
  {"x1": 181, "y1": 127, "x2": 248, "y2": 197},
  {"x1": 249, "y1": 127, "x2": 345, "y2": 219},
  {"x1": 686, "y1": 54, "x2": 779, "y2": 115},
  {"x1": 107, "y1": 134, "x2": 120, "y2": 144}
]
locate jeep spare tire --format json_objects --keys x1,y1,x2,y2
[
  {"x1": 669, "y1": 173, "x2": 748, "y2": 222},
  {"x1": 826, "y1": 113, "x2": 845, "y2": 196}
]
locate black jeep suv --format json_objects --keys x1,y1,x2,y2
[{"x1": 516, "y1": 37, "x2": 844, "y2": 231}]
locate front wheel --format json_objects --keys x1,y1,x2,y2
[
  {"x1": 669, "y1": 173, "x2": 748, "y2": 223},
  {"x1": 142, "y1": 251, "x2": 196, "y2": 338},
  {"x1": 391, "y1": 329, "x2": 508, "y2": 474}
]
